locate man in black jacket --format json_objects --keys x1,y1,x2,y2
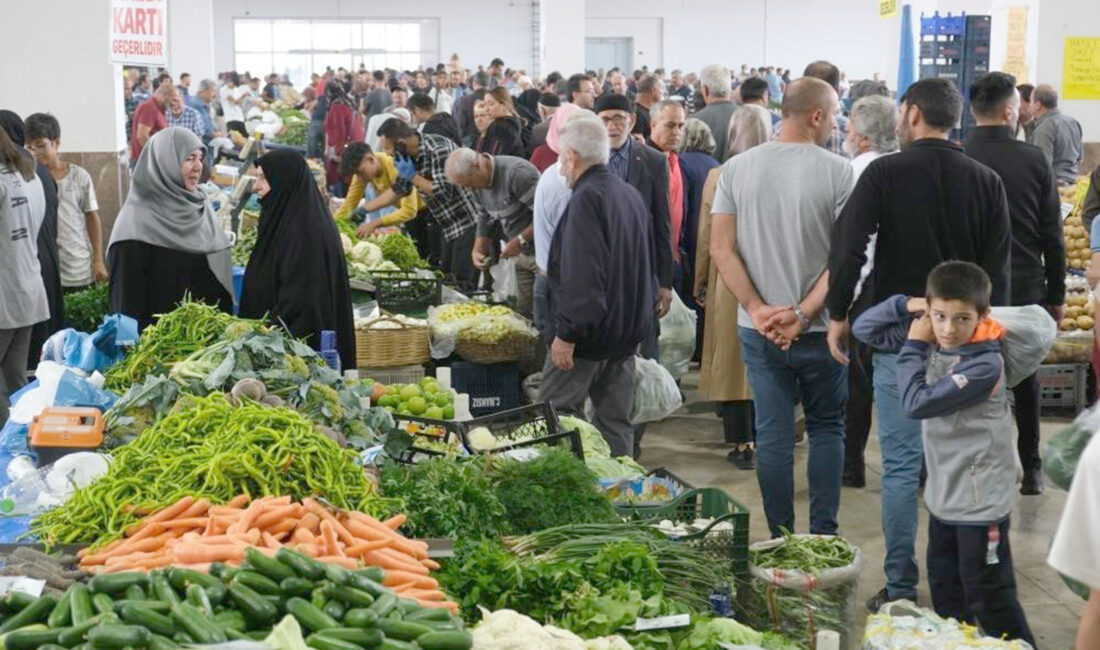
[
  {"x1": 408, "y1": 93, "x2": 461, "y2": 145},
  {"x1": 965, "y1": 72, "x2": 1065, "y2": 496},
  {"x1": 826, "y1": 78, "x2": 1011, "y2": 611},
  {"x1": 539, "y1": 114, "x2": 656, "y2": 457},
  {"x1": 455, "y1": 72, "x2": 489, "y2": 148},
  {"x1": 595, "y1": 92, "x2": 673, "y2": 458}
]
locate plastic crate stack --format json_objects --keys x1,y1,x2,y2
[{"x1": 918, "y1": 12, "x2": 991, "y2": 140}]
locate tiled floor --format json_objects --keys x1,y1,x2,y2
[{"x1": 642, "y1": 372, "x2": 1086, "y2": 650}]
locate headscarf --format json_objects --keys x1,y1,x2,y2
[
  {"x1": 109, "y1": 127, "x2": 233, "y2": 295},
  {"x1": 239, "y1": 150, "x2": 355, "y2": 369},
  {"x1": 726, "y1": 105, "x2": 771, "y2": 159},
  {"x1": 515, "y1": 88, "x2": 541, "y2": 126},
  {"x1": 546, "y1": 102, "x2": 585, "y2": 155}
]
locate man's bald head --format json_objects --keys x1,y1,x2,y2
[
  {"x1": 1033, "y1": 83, "x2": 1058, "y2": 109},
  {"x1": 779, "y1": 77, "x2": 838, "y2": 147},
  {"x1": 781, "y1": 77, "x2": 837, "y2": 119}
]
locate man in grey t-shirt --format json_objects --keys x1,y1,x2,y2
[
  {"x1": 446, "y1": 149, "x2": 539, "y2": 317},
  {"x1": 710, "y1": 78, "x2": 854, "y2": 538}
]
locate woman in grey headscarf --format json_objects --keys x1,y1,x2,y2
[{"x1": 108, "y1": 127, "x2": 233, "y2": 329}]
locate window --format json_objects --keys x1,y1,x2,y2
[{"x1": 233, "y1": 18, "x2": 440, "y2": 87}]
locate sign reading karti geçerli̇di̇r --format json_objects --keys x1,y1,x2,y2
[{"x1": 109, "y1": 0, "x2": 167, "y2": 66}]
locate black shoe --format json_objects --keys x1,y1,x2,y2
[
  {"x1": 1021, "y1": 469, "x2": 1044, "y2": 495},
  {"x1": 727, "y1": 447, "x2": 755, "y2": 470},
  {"x1": 842, "y1": 469, "x2": 866, "y2": 488},
  {"x1": 866, "y1": 587, "x2": 891, "y2": 613}
]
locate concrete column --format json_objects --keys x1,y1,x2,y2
[
  {"x1": 541, "y1": 0, "x2": 586, "y2": 77},
  {"x1": 168, "y1": 0, "x2": 216, "y2": 82},
  {"x1": 0, "y1": 0, "x2": 130, "y2": 231}
]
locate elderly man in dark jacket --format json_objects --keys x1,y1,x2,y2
[{"x1": 539, "y1": 114, "x2": 656, "y2": 457}]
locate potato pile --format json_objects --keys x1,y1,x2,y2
[
  {"x1": 1064, "y1": 215, "x2": 1091, "y2": 272},
  {"x1": 1061, "y1": 289, "x2": 1095, "y2": 332}
]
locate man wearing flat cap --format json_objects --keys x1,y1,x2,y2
[{"x1": 594, "y1": 92, "x2": 673, "y2": 459}]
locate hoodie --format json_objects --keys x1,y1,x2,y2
[{"x1": 854, "y1": 295, "x2": 1016, "y2": 525}]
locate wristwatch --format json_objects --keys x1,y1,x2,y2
[
  {"x1": 793, "y1": 306, "x2": 811, "y2": 331},
  {"x1": 517, "y1": 233, "x2": 529, "y2": 247}
]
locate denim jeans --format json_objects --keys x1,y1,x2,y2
[
  {"x1": 738, "y1": 328, "x2": 847, "y2": 537},
  {"x1": 873, "y1": 351, "x2": 924, "y2": 600}
]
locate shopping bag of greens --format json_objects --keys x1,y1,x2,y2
[
  {"x1": 1043, "y1": 401, "x2": 1100, "y2": 491},
  {"x1": 988, "y1": 305, "x2": 1057, "y2": 388},
  {"x1": 630, "y1": 356, "x2": 683, "y2": 425},
  {"x1": 741, "y1": 533, "x2": 862, "y2": 650},
  {"x1": 658, "y1": 289, "x2": 697, "y2": 381}
]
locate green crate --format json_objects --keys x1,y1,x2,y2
[{"x1": 617, "y1": 487, "x2": 750, "y2": 575}]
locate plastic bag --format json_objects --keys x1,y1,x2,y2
[
  {"x1": 490, "y1": 256, "x2": 519, "y2": 304},
  {"x1": 863, "y1": 600, "x2": 1034, "y2": 649},
  {"x1": 1043, "y1": 402, "x2": 1100, "y2": 491},
  {"x1": 39, "y1": 314, "x2": 139, "y2": 374},
  {"x1": 630, "y1": 356, "x2": 683, "y2": 424},
  {"x1": 742, "y1": 535, "x2": 863, "y2": 650},
  {"x1": 988, "y1": 305, "x2": 1057, "y2": 388},
  {"x1": 658, "y1": 290, "x2": 697, "y2": 381}
]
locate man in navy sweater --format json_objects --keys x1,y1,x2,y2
[{"x1": 539, "y1": 114, "x2": 656, "y2": 457}]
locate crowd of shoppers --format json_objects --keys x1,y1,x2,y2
[{"x1": 4, "y1": 49, "x2": 1095, "y2": 647}]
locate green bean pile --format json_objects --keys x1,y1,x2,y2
[
  {"x1": 749, "y1": 531, "x2": 855, "y2": 573},
  {"x1": 32, "y1": 393, "x2": 383, "y2": 548},
  {"x1": 103, "y1": 299, "x2": 261, "y2": 392}
]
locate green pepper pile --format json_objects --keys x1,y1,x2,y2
[
  {"x1": 0, "y1": 549, "x2": 471, "y2": 649},
  {"x1": 103, "y1": 298, "x2": 262, "y2": 392},
  {"x1": 33, "y1": 393, "x2": 384, "y2": 547}
]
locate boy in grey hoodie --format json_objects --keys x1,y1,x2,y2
[{"x1": 854, "y1": 261, "x2": 1035, "y2": 646}]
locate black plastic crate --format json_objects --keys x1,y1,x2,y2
[
  {"x1": 451, "y1": 361, "x2": 521, "y2": 416},
  {"x1": 462, "y1": 403, "x2": 584, "y2": 459},
  {"x1": 388, "y1": 413, "x2": 467, "y2": 463},
  {"x1": 372, "y1": 270, "x2": 442, "y2": 317}
]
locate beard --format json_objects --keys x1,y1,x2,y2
[{"x1": 841, "y1": 137, "x2": 860, "y2": 158}]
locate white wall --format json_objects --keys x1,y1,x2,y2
[
  {"x1": 584, "y1": 17, "x2": 664, "y2": 70},
  {"x1": 169, "y1": 0, "x2": 216, "y2": 82},
  {"x1": 542, "y1": 0, "x2": 586, "y2": 76},
  {"x1": 0, "y1": 0, "x2": 124, "y2": 152},
  {"x1": 212, "y1": 0, "x2": 537, "y2": 76},
  {"x1": 1036, "y1": 0, "x2": 1100, "y2": 141}
]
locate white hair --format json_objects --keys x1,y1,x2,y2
[
  {"x1": 650, "y1": 99, "x2": 685, "y2": 123},
  {"x1": 198, "y1": 78, "x2": 217, "y2": 93},
  {"x1": 558, "y1": 115, "x2": 609, "y2": 166},
  {"x1": 700, "y1": 64, "x2": 731, "y2": 97},
  {"x1": 849, "y1": 95, "x2": 899, "y2": 153},
  {"x1": 445, "y1": 148, "x2": 480, "y2": 183}
]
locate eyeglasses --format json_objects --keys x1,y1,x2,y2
[{"x1": 601, "y1": 114, "x2": 630, "y2": 126}]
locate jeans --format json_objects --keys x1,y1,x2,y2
[
  {"x1": 513, "y1": 253, "x2": 538, "y2": 319},
  {"x1": 1011, "y1": 373, "x2": 1041, "y2": 472},
  {"x1": 738, "y1": 328, "x2": 847, "y2": 537},
  {"x1": 873, "y1": 351, "x2": 924, "y2": 600},
  {"x1": 532, "y1": 272, "x2": 549, "y2": 334},
  {"x1": 307, "y1": 121, "x2": 325, "y2": 158},
  {"x1": 928, "y1": 516, "x2": 1036, "y2": 647}
]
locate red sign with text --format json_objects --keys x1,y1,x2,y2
[{"x1": 110, "y1": 0, "x2": 167, "y2": 66}]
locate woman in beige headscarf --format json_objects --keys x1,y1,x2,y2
[{"x1": 694, "y1": 104, "x2": 772, "y2": 468}]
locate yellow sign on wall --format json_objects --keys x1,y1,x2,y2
[
  {"x1": 1064, "y1": 37, "x2": 1100, "y2": 100},
  {"x1": 879, "y1": 0, "x2": 897, "y2": 19},
  {"x1": 1003, "y1": 6, "x2": 1029, "y2": 84}
]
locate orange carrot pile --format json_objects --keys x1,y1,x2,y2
[{"x1": 78, "y1": 495, "x2": 450, "y2": 610}]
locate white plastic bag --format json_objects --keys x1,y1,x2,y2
[
  {"x1": 989, "y1": 305, "x2": 1057, "y2": 388},
  {"x1": 490, "y1": 256, "x2": 519, "y2": 304},
  {"x1": 630, "y1": 356, "x2": 683, "y2": 424},
  {"x1": 658, "y1": 290, "x2": 697, "y2": 381}
]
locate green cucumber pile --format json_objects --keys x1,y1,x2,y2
[{"x1": 0, "y1": 547, "x2": 470, "y2": 650}]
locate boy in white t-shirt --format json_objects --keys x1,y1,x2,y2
[
  {"x1": 1048, "y1": 432, "x2": 1100, "y2": 649},
  {"x1": 24, "y1": 113, "x2": 106, "y2": 289}
]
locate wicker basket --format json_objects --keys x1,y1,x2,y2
[
  {"x1": 454, "y1": 331, "x2": 537, "y2": 364},
  {"x1": 356, "y1": 314, "x2": 430, "y2": 368}
]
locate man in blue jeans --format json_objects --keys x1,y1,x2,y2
[
  {"x1": 826, "y1": 79, "x2": 1011, "y2": 610},
  {"x1": 710, "y1": 78, "x2": 853, "y2": 536}
]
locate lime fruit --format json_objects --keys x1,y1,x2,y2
[
  {"x1": 425, "y1": 406, "x2": 444, "y2": 420},
  {"x1": 407, "y1": 396, "x2": 428, "y2": 415},
  {"x1": 433, "y1": 392, "x2": 452, "y2": 407},
  {"x1": 442, "y1": 405, "x2": 455, "y2": 419},
  {"x1": 400, "y1": 385, "x2": 421, "y2": 400}
]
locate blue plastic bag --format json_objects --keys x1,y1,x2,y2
[{"x1": 40, "y1": 314, "x2": 138, "y2": 373}]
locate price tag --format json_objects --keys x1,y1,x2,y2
[
  {"x1": 634, "y1": 614, "x2": 691, "y2": 631},
  {"x1": 0, "y1": 577, "x2": 45, "y2": 598},
  {"x1": 1062, "y1": 203, "x2": 1076, "y2": 220}
]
